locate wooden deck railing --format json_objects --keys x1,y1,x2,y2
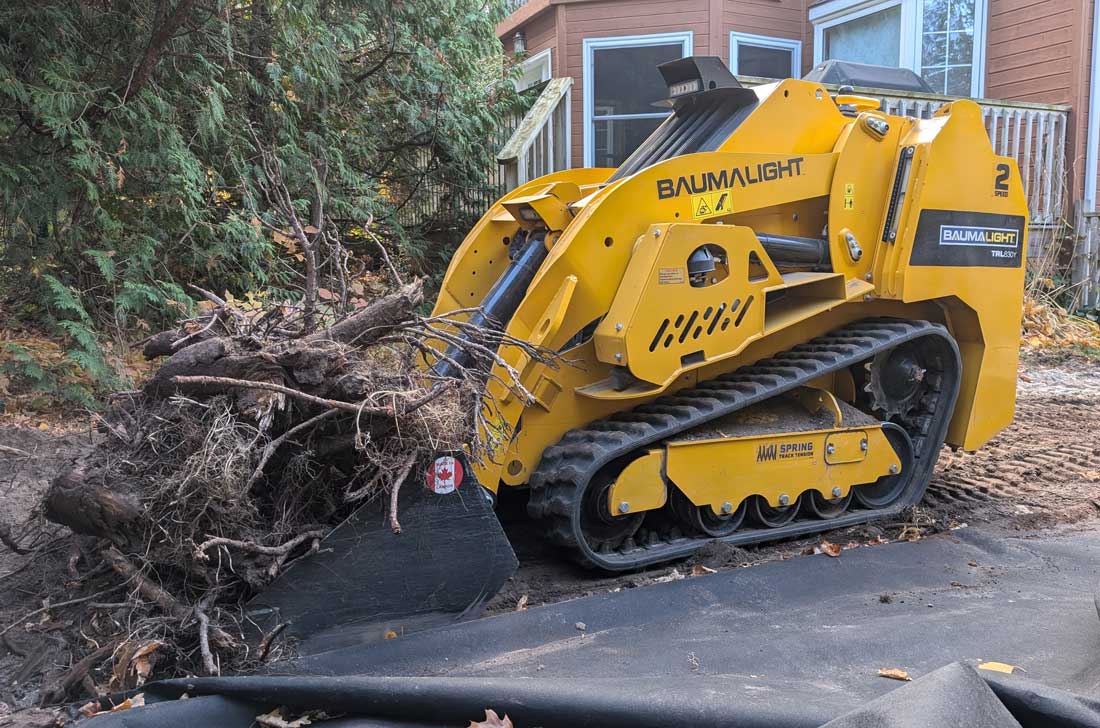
[
  {"x1": 737, "y1": 77, "x2": 1071, "y2": 230},
  {"x1": 497, "y1": 77, "x2": 573, "y2": 190}
]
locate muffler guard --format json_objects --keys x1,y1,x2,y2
[{"x1": 246, "y1": 452, "x2": 516, "y2": 654}]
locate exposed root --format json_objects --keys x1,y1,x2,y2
[{"x1": 28, "y1": 279, "x2": 560, "y2": 686}]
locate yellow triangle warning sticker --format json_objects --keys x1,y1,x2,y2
[{"x1": 694, "y1": 196, "x2": 712, "y2": 217}]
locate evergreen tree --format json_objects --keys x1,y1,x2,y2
[{"x1": 0, "y1": 0, "x2": 517, "y2": 400}]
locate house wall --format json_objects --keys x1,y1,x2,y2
[
  {"x1": 500, "y1": 0, "x2": 1094, "y2": 207},
  {"x1": 561, "y1": 0, "x2": 711, "y2": 166},
  {"x1": 502, "y1": 5, "x2": 559, "y2": 71}
]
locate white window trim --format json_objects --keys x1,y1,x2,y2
[
  {"x1": 809, "y1": 0, "x2": 986, "y2": 97},
  {"x1": 582, "y1": 31, "x2": 693, "y2": 167},
  {"x1": 729, "y1": 32, "x2": 802, "y2": 78},
  {"x1": 516, "y1": 48, "x2": 552, "y2": 91}
]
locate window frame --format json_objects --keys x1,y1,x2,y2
[
  {"x1": 582, "y1": 31, "x2": 693, "y2": 168},
  {"x1": 809, "y1": 0, "x2": 986, "y2": 97},
  {"x1": 516, "y1": 47, "x2": 553, "y2": 91},
  {"x1": 729, "y1": 32, "x2": 802, "y2": 79}
]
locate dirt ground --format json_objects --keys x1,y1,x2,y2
[{"x1": 0, "y1": 353, "x2": 1098, "y2": 717}]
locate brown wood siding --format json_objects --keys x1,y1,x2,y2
[
  {"x1": 498, "y1": 0, "x2": 1093, "y2": 203},
  {"x1": 563, "y1": 0, "x2": 711, "y2": 165},
  {"x1": 986, "y1": 0, "x2": 1092, "y2": 206},
  {"x1": 723, "y1": 0, "x2": 809, "y2": 77},
  {"x1": 504, "y1": 6, "x2": 559, "y2": 69}
]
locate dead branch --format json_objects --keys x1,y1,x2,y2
[
  {"x1": 195, "y1": 596, "x2": 218, "y2": 676},
  {"x1": 187, "y1": 284, "x2": 227, "y2": 308},
  {"x1": 40, "y1": 640, "x2": 119, "y2": 705},
  {"x1": 246, "y1": 408, "x2": 340, "y2": 488},
  {"x1": 194, "y1": 530, "x2": 326, "y2": 577},
  {"x1": 256, "y1": 622, "x2": 288, "y2": 663},
  {"x1": 307, "y1": 279, "x2": 423, "y2": 346},
  {"x1": 169, "y1": 375, "x2": 389, "y2": 414},
  {"x1": 0, "y1": 444, "x2": 31, "y2": 458},
  {"x1": 0, "y1": 587, "x2": 123, "y2": 639},
  {"x1": 101, "y1": 547, "x2": 189, "y2": 621}
]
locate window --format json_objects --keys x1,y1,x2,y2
[
  {"x1": 730, "y1": 33, "x2": 801, "y2": 79},
  {"x1": 920, "y1": 0, "x2": 977, "y2": 95},
  {"x1": 583, "y1": 32, "x2": 692, "y2": 167},
  {"x1": 823, "y1": 5, "x2": 902, "y2": 67},
  {"x1": 810, "y1": 0, "x2": 986, "y2": 97}
]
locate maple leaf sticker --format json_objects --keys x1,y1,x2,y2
[{"x1": 425, "y1": 455, "x2": 463, "y2": 494}]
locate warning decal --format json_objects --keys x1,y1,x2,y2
[
  {"x1": 658, "y1": 267, "x2": 686, "y2": 285},
  {"x1": 690, "y1": 189, "x2": 732, "y2": 219},
  {"x1": 425, "y1": 455, "x2": 463, "y2": 494}
]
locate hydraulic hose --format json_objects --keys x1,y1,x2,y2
[{"x1": 432, "y1": 230, "x2": 548, "y2": 380}]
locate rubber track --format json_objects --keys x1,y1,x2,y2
[{"x1": 527, "y1": 319, "x2": 962, "y2": 570}]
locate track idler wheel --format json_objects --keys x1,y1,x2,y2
[
  {"x1": 853, "y1": 425, "x2": 914, "y2": 509},
  {"x1": 803, "y1": 489, "x2": 853, "y2": 519},
  {"x1": 669, "y1": 488, "x2": 746, "y2": 537},
  {"x1": 749, "y1": 495, "x2": 801, "y2": 528},
  {"x1": 580, "y1": 467, "x2": 644, "y2": 553}
]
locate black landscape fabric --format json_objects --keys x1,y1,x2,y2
[{"x1": 85, "y1": 525, "x2": 1100, "y2": 727}]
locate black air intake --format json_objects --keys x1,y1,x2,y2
[{"x1": 610, "y1": 57, "x2": 759, "y2": 181}]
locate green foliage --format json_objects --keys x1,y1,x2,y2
[{"x1": 0, "y1": 0, "x2": 518, "y2": 402}]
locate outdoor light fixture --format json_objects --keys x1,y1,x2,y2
[{"x1": 513, "y1": 30, "x2": 526, "y2": 54}]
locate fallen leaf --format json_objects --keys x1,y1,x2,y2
[
  {"x1": 303, "y1": 225, "x2": 320, "y2": 235},
  {"x1": 468, "y1": 708, "x2": 513, "y2": 728},
  {"x1": 898, "y1": 526, "x2": 922, "y2": 542},
  {"x1": 384, "y1": 630, "x2": 398, "y2": 640},
  {"x1": 878, "y1": 668, "x2": 912, "y2": 681},
  {"x1": 978, "y1": 661, "x2": 1019, "y2": 674},
  {"x1": 690, "y1": 564, "x2": 717, "y2": 576},
  {"x1": 131, "y1": 640, "x2": 164, "y2": 686},
  {"x1": 818, "y1": 540, "x2": 842, "y2": 557},
  {"x1": 653, "y1": 568, "x2": 685, "y2": 583},
  {"x1": 37, "y1": 422, "x2": 49, "y2": 431},
  {"x1": 82, "y1": 693, "x2": 147, "y2": 716},
  {"x1": 1019, "y1": 373, "x2": 1032, "y2": 382},
  {"x1": 515, "y1": 594, "x2": 528, "y2": 611},
  {"x1": 317, "y1": 287, "x2": 336, "y2": 301},
  {"x1": 256, "y1": 707, "x2": 328, "y2": 728}
]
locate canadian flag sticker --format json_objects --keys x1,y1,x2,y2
[{"x1": 426, "y1": 455, "x2": 463, "y2": 494}]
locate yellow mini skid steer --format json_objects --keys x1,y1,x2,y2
[{"x1": 252, "y1": 57, "x2": 1026, "y2": 641}]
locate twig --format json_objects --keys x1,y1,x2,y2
[
  {"x1": 365, "y1": 223, "x2": 403, "y2": 285},
  {"x1": 0, "y1": 587, "x2": 122, "y2": 639},
  {"x1": 170, "y1": 375, "x2": 451, "y2": 419},
  {"x1": 170, "y1": 310, "x2": 223, "y2": 351},
  {"x1": 101, "y1": 547, "x2": 187, "y2": 620},
  {"x1": 256, "y1": 622, "x2": 288, "y2": 663},
  {"x1": 194, "y1": 531, "x2": 327, "y2": 578},
  {"x1": 0, "y1": 444, "x2": 31, "y2": 458},
  {"x1": 195, "y1": 596, "x2": 218, "y2": 676},
  {"x1": 187, "y1": 284, "x2": 227, "y2": 308},
  {"x1": 246, "y1": 409, "x2": 340, "y2": 488},
  {"x1": 388, "y1": 452, "x2": 419, "y2": 535},
  {"x1": 170, "y1": 375, "x2": 392, "y2": 415}
]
